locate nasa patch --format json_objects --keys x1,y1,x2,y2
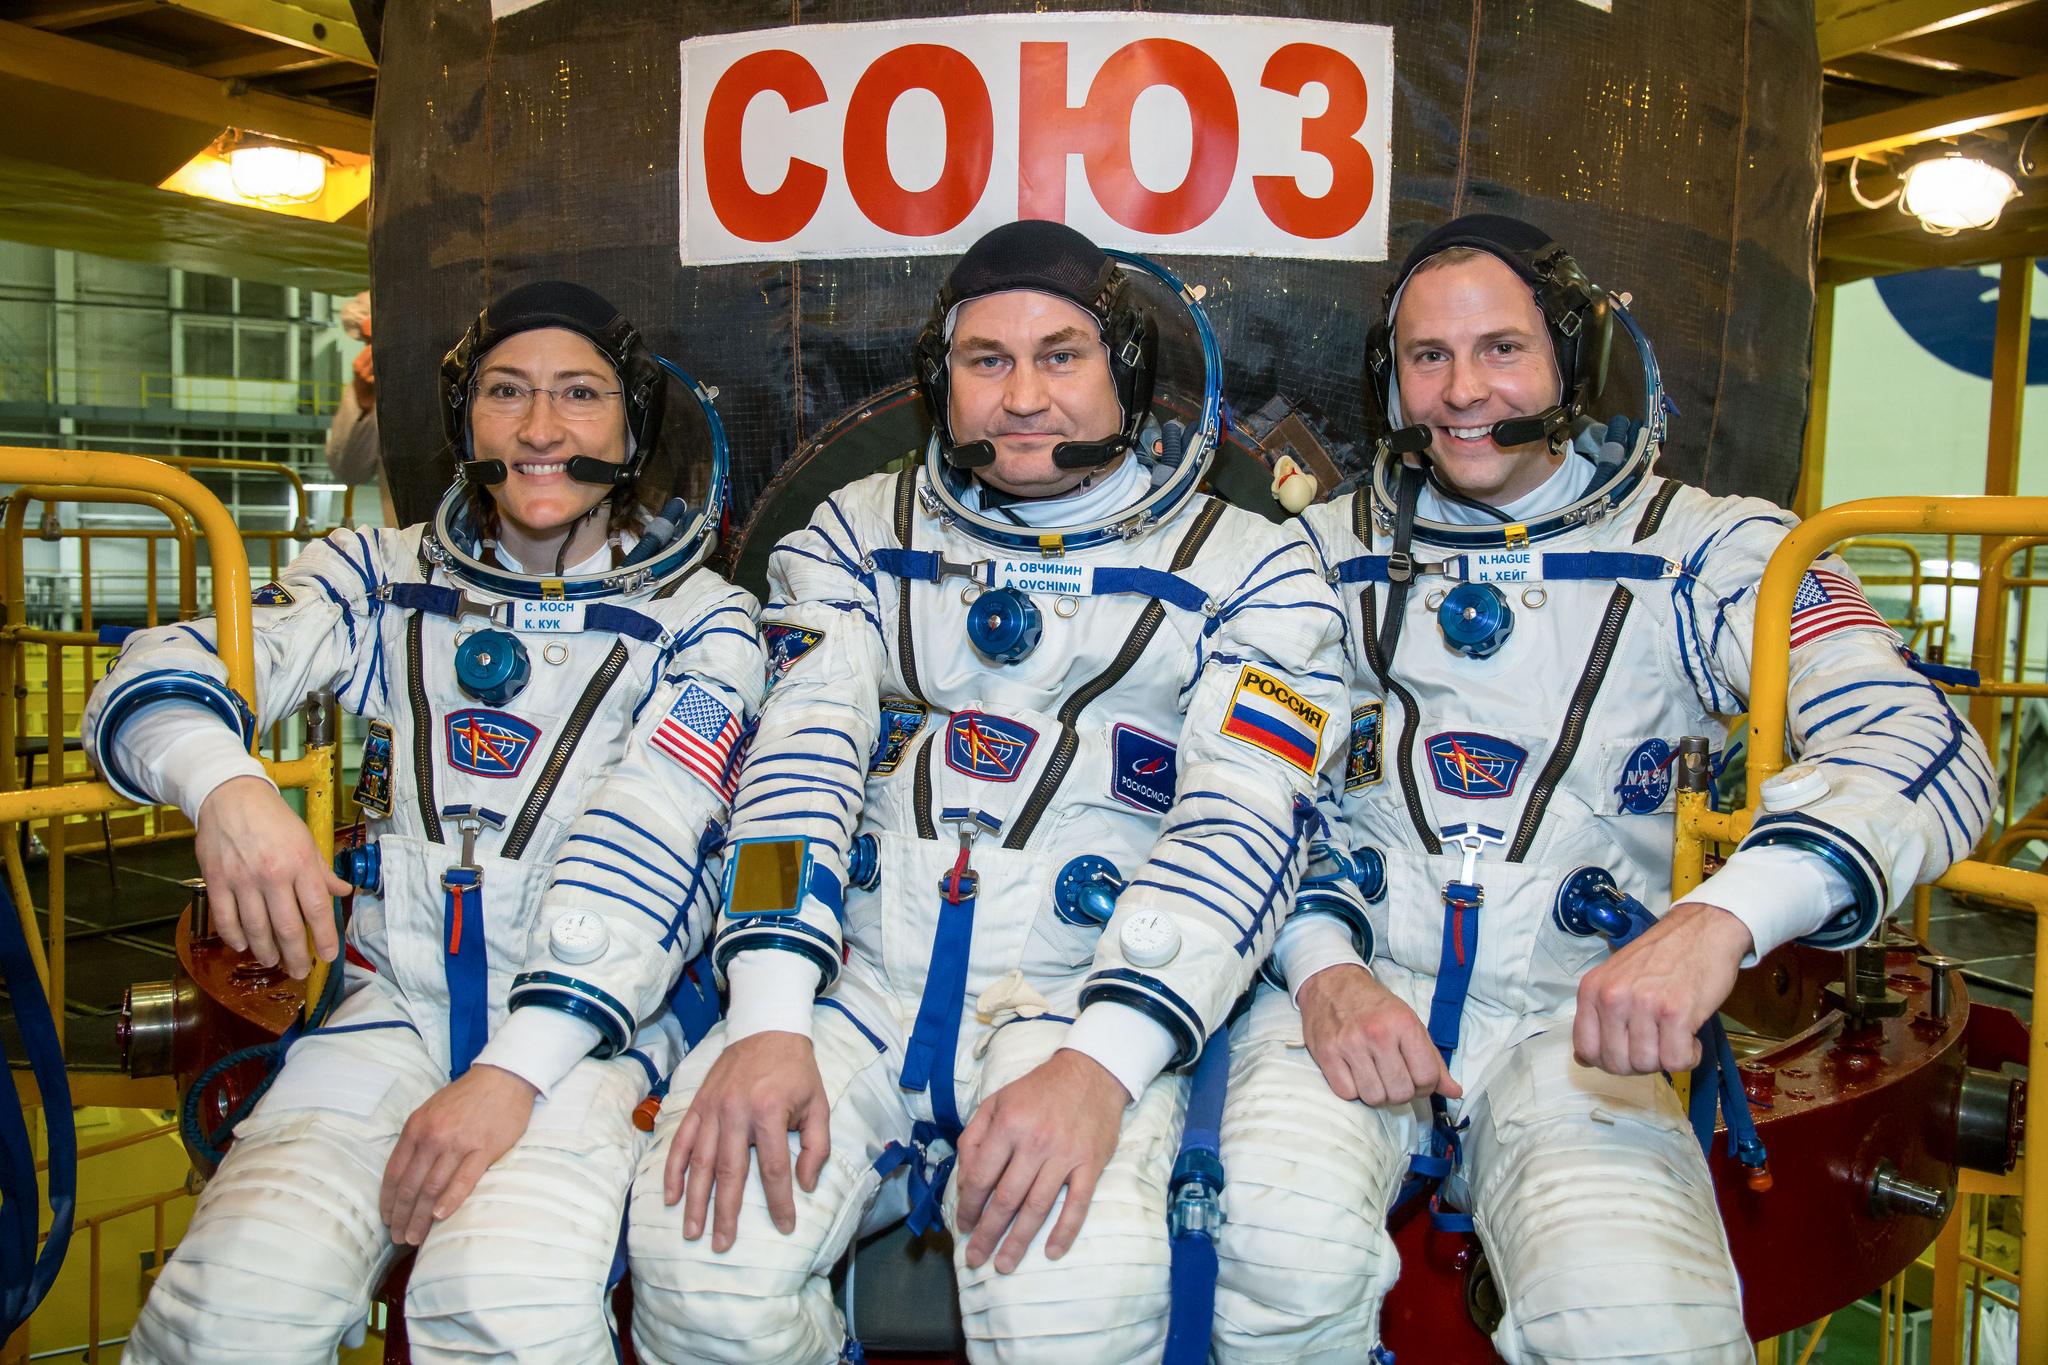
[
  {"x1": 761, "y1": 621, "x2": 825, "y2": 692},
  {"x1": 871, "y1": 697, "x2": 929, "y2": 775},
  {"x1": 446, "y1": 709, "x2": 541, "y2": 778},
  {"x1": 1426, "y1": 732, "x2": 1528, "y2": 800},
  {"x1": 252, "y1": 582, "x2": 295, "y2": 606},
  {"x1": 1345, "y1": 703, "x2": 1384, "y2": 792},
  {"x1": 352, "y1": 719, "x2": 394, "y2": 816},
  {"x1": 1110, "y1": 724, "x2": 1177, "y2": 814},
  {"x1": 945, "y1": 711, "x2": 1037, "y2": 782},
  {"x1": 1615, "y1": 738, "x2": 1676, "y2": 815}
]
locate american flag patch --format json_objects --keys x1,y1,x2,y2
[
  {"x1": 1789, "y1": 566, "x2": 1894, "y2": 650},
  {"x1": 651, "y1": 683, "x2": 742, "y2": 802}
]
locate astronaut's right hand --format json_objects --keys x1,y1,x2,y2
[
  {"x1": 194, "y1": 774, "x2": 347, "y2": 979},
  {"x1": 665, "y1": 1030, "x2": 831, "y2": 1253},
  {"x1": 1297, "y1": 964, "x2": 1463, "y2": 1108}
]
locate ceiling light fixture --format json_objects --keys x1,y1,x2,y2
[
  {"x1": 1898, "y1": 150, "x2": 2018, "y2": 236},
  {"x1": 225, "y1": 132, "x2": 331, "y2": 206}
]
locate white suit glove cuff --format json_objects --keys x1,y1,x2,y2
[
  {"x1": 1688, "y1": 845, "x2": 1858, "y2": 966},
  {"x1": 472, "y1": 1007, "x2": 604, "y2": 1098},
  {"x1": 1273, "y1": 914, "x2": 1369, "y2": 1005},
  {"x1": 723, "y1": 950, "x2": 821, "y2": 1044},
  {"x1": 1060, "y1": 1002, "x2": 1178, "y2": 1105},
  {"x1": 114, "y1": 699, "x2": 271, "y2": 820}
]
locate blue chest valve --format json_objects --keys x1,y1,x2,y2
[
  {"x1": 335, "y1": 842, "x2": 380, "y2": 896},
  {"x1": 454, "y1": 628, "x2": 531, "y2": 706},
  {"x1": 1551, "y1": 866, "x2": 1644, "y2": 943},
  {"x1": 1054, "y1": 855, "x2": 1124, "y2": 926},
  {"x1": 847, "y1": 833, "x2": 881, "y2": 892},
  {"x1": 1437, "y1": 581, "x2": 1514, "y2": 660},
  {"x1": 965, "y1": 586, "x2": 1043, "y2": 665}
]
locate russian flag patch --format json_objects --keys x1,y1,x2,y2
[{"x1": 1219, "y1": 664, "x2": 1326, "y2": 776}]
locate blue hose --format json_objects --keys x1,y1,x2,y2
[{"x1": 0, "y1": 877, "x2": 75, "y2": 1336}]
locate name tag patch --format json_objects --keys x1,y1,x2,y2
[
  {"x1": 353, "y1": 719, "x2": 394, "y2": 816},
  {"x1": 1219, "y1": 665, "x2": 1326, "y2": 776},
  {"x1": 945, "y1": 711, "x2": 1037, "y2": 782},
  {"x1": 446, "y1": 709, "x2": 541, "y2": 778},
  {"x1": 871, "y1": 698, "x2": 929, "y2": 775},
  {"x1": 1426, "y1": 731, "x2": 1527, "y2": 800},
  {"x1": 1110, "y1": 724, "x2": 1177, "y2": 814},
  {"x1": 1615, "y1": 737, "x2": 1676, "y2": 814},
  {"x1": 1345, "y1": 703, "x2": 1384, "y2": 792},
  {"x1": 762, "y1": 621, "x2": 825, "y2": 691},
  {"x1": 513, "y1": 600, "x2": 586, "y2": 633}
]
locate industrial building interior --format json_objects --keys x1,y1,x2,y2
[{"x1": 1, "y1": 0, "x2": 2047, "y2": 1362}]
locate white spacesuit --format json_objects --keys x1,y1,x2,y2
[
  {"x1": 626, "y1": 226, "x2": 1350, "y2": 1365},
  {"x1": 1210, "y1": 218, "x2": 1995, "y2": 1364},
  {"x1": 86, "y1": 285, "x2": 761, "y2": 1365}
]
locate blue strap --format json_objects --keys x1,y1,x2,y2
[
  {"x1": 0, "y1": 875, "x2": 74, "y2": 1336},
  {"x1": 443, "y1": 870, "x2": 489, "y2": 1077},
  {"x1": 1424, "y1": 882, "x2": 1484, "y2": 1059},
  {"x1": 668, "y1": 950, "x2": 721, "y2": 1048},
  {"x1": 1164, "y1": 1236, "x2": 1220, "y2": 1361},
  {"x1": 873, "y1": 1120, "x2": 958, "y2": 1236},
  {"x1": 1162, "y1": 1026, "x2": 1232, "y2": 1365},
  {"x1": 867, "y1": 548, "x2": 941, "y2": 582},
  {"x1": 1090, "y1": 567, "x2": 1210, "y2": 613},
  {"x1": 898, "y1": 874, "x2": 977, "y2": 1139},
  {"x1": 387, "y1": 582, "x2": 463, "y2": 616},
  {"x1": 1540, "y1": 552, "x2": 1672, "y2": 580},
  {"x1": 1906, "y1": 654, "x2": 1980, "y2": 688},
  {"x1": 1333, "y1": 552, "x2": 1671, "y2": 584},
  {"x1": 583, "y1": 603, "x2": 666, "y2": 643}
]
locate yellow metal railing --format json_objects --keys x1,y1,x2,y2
[
  {"x1": 1679, "y1": 496, "x2": 2048, "y2": 1363},
  {"x1": 0, "y1": 365, "x2": 347, "y2": 417}
]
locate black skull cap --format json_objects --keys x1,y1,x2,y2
[{"x1": 940, "y1": 219, "x2": 1122, "y2": 331}]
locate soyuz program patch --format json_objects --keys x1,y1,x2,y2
[
  {"x1": 1110, "y1": 724, "x2": 1177, "y2": 814},
  {"x1": 870, "y1": 697, "x2": 928, "y2": 775},
  {"x1": 1220, "y1": 665, "x2": 1326, "y2": 776},
  {"x1": 252, "y1": 582, "x2": 294, "y2": 606},
  {"x1": 761, "y1": 621, "x2": 825, "y2": 691},
  {"x1": 945, "y1": 711, "x2": 1036, "y2": 782},
  {"x1": 446, "y1": 709, "x2": 541, "y2": 778},
  {"x1": 1345, "y1": 703, "x2": 1384, "y2": 792},
  {"x1": 1426, "y1": 732, "x2": 1527, "y2": 799}
]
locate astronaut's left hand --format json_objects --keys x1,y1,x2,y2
[
  {"x1": 379, "y1": 1064, "x2": 540, "y2": 1245},
  {"x1": 954, "y1": 1049, "x2": 1128, "y2": 1274},
  {"x1": 1573, "y1": 901, "x2": 1755, "y2": 1076}
]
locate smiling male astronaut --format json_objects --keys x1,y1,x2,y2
[{"x1": 1209, "y1": 214, "x2": 1995, "y2": 1364}]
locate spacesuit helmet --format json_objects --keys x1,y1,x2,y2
[
  {"x1": 427, "y1": 281, "x2": 731, "y2": 599},
  {"x1": 1360, "y1": 214, "x2": 1669, "y2": 547},
  {"x1": 912, "y1": 221, "x2": 1224, "y2": 553}
]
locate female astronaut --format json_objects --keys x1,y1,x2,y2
[{"x1": 82, "y1": 282, "x2": 763, "y2": 1364}]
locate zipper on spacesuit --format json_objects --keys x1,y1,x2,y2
[
  {"x1": 1507, "y1": 586, "x2": 1633, "y2": 862},
  {"x1": 500, "y1": 639, "x2": 631, "y2": 860},
  {"x1": 894, "y1": 466, "x2": 928, "y2": 705},
  {"x1": 1352, "y1": 486, "x2": 1441, "y2": 856},
  {"x1": 1002, "y1": 498, "x2": 1226, "y2": 850},
  {"x1": 912, "y1": 730, "x2": 938, "y2": 840},
  {"x1": 406, "y1": 611, "x2": 442, "y2": 844}
]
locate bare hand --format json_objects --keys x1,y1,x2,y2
[
  {"x1": 665, "y1": 1031, "x2": 830, "y2": 1252},
  {"x1": 954, "y1": 1049, "x2": 1126, "y2": 1273},
  {"x1": 194, "y1": 774, "x2": 348, "y2": 978},
  {"x1": 352, "y1": 343, "x2": 375, "y2": 410},
  {"x1": 1574, "y1": 900, "x2": 1754, "y2": 1075},
  {"x1": 379, "y1": 1064, "x2": 538, "y2": 1245},
  {"x1": 1298, "y1": 964, "x2": 1463, "y2": 1107}
]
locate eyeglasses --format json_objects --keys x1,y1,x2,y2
[{"x1": 473, "y1": 380, "x2": 622, "y2": 422}]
